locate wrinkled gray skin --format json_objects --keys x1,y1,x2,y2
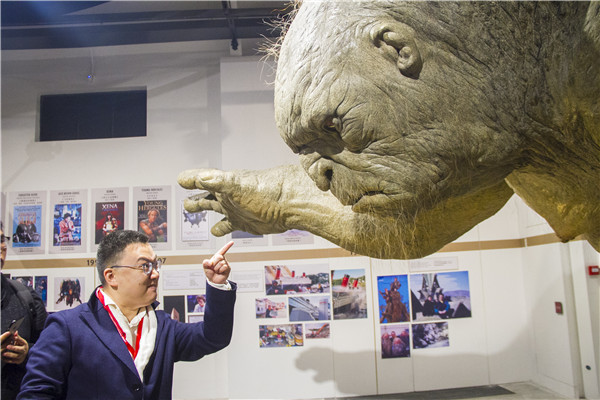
[{"x1": 179, "y1": 1, "x2": 600, "y2": 259}]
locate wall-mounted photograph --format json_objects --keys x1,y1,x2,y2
[
  {"x1": 412, "y1": 322, "x2": 449, "y2": 349},
  {"x1": 377, "y1": 275, "x2": 410, "y2": 323},
  {"x1": 410, "y1": 271, "x2": 471, "y2": 322},
  {"x1": 331, "y1": 269, "x2": 368, "y2": 320},
  {"x1": 186, "y1": 294, "x2": 206, "y2": 314},
  {"x1": 305, "y1": 322, "x2": 330, "y2": 339},
  {"x1": 381, "y1": 324, "x2": 410, "y2": 358},
  {"x1": 259, "y1": 324, "x2": 303, "y2": 348},
  {"x1": 265, "y1": 264, "x2": 330, "y2": 295},
  {"x1": 288, "y1": 296, "x2": 331, "y2": 322},
  {"x1": 255, "y1": 297, "x2": 287, "y2": 319}
]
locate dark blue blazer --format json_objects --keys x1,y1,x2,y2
[{"x1": 18, "y1": 283, "x2": 236, "y2": 400}]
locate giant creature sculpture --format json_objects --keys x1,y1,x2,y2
[{"x1": 179, "y1": 1, "x2": 600, "y2": 259}]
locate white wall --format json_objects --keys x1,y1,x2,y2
[{"x1": 2, "y1": 40, "x2": 598, "y2": 399}]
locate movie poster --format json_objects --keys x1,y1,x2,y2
[
  {"x1": 176, "y1": 187, "x2": 214, "y2": 250},
  {"x1": 91, "y1": 187, "x2": 128, "y2": 250},
  {"x1": 377, "y1": 275, "x2": 410, "y2": 323},
  {"x1": 49, "y1": 189, "x2": 87, "y2": 254},
  {"x1": 8, "y1": 191, "x2": 46, "y2": 255},
  {"x1": 95, "y1": 201, "x2": 124, "y2": 240},
  {"x1": 381, "y1": 324, "x2": 410, "y2": 358},
  {"x1": 331, "y1": 269, "x2": 368, "y2": 320},
  {"x1": 180, "y1": 200, "x2": 209, "y2": 242},
  {"x1": 12, "y1": 205, "x2": 42, "y2": 248},
  {"x1": 409, "y1": 271, "x2": 472, "y2": 322},
  {"x1": 52, "y1": 203, "x2": 82, "y2": 246},
  {"x1": 54, "y1": 277, "x2": 85, "y2": 311},
  {"x1": 133, "y1": 186, "x2": 170, "y2": 251}
]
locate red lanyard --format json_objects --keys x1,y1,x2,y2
[{"x1": 96, "y1": 288, "x2": 144, "y2": 360}]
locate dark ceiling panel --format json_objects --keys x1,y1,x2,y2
[{"x1": 1, "y1": 1, "x2": 291, "y2": 50}]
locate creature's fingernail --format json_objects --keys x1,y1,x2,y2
[{"x1": 197, "y1": 171, "x2": 214, "y2": 181}]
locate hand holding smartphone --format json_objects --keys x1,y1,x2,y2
[{"x1": 1, "y1": 317, "x2": 25, "y2": 345}]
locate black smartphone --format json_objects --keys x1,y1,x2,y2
[{"x1": 2, "y1": 317, "x2": 25, "y2": 344}]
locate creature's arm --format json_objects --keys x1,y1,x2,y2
[
  {"x1": 178, "y1": 164, "x2": 358, "y2": 245},
  {"x1": 178, "y1": 165, "x2": 513, "y2": 259}
]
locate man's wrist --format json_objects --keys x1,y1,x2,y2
[{"x1": 206, "y1": 279, "x2": 232, "y2": 291}]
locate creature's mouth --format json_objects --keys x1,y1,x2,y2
[{"x1": 350, "y1": 191, "x2": 393, "y2": 213}]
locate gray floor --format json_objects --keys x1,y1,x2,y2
[
  {"x1": 199, "y1": 382, "x2": 574, "y2": 400},
  {"x1": 325, "y1": 382, "x2": 573, "y2": 400}
]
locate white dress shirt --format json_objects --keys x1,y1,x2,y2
[{"x1": 99, "y1": 289, "x2": 157, "y2": 381}]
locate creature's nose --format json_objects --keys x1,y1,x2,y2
[{"x1": 306, "y1": 157, "x2": 335, "y2": 192}]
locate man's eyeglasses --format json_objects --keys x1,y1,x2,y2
[
  {"x1": 1, "y1": 235, "x2": 10, "y2": 244},
  {"x1": 111, "y1": 260, "x2": 162, "y2": 276}
]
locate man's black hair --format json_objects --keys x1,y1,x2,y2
[{"x1": 96, "y1": 230, "x2": 148, "y2": 285}]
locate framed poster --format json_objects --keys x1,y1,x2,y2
[
  {"x1": 91, "y1": 187, "x2": 128, "y2": 251},
  {"x1": 54, "y1": 277, "x2": 85, "y2": 311},
  {"x1": 8, "y1": 191, "x2": 46, "y2": 255},
  {"x1": 175, "y1": 187, "x2": 214, "y2": 250},
  {"x1": 49, "y1": 189, "x2": 87, "y2": 254},
  {"x1": 133, "y1": 186, "x2": 171, "y2": 251}
]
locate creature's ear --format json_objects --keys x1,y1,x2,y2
[
  {"x1": 585, "y1": 2, "x2": 600, "y2": 51},
  {"x1": 370, "y1": 22, "x2": 423, "y2": 79}
]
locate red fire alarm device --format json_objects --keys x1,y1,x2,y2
[
  {"x1": 589, "y1": 266, "x2": 600, "y2": 276},
  {"x1": 555, "y1": 302, "x2": 563, "y2": 315}
]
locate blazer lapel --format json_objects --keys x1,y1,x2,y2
[{"x1": 79, "y1": 290, "x2": 140, "y2": 380}]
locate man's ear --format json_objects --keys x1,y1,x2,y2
[
  {"x1": 370, "y1": 22, "x2": 423, "y2": 79},
  {"x1": 104, "y1": 268, "x2": 118, "y2": 289}
]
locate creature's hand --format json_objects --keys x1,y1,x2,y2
[
  {"x1": 1, "y1": 332, "x2": 29, "y2": 365},
  {"x1": 178, "y1": 166, "x2": 301, "y2": 236}
]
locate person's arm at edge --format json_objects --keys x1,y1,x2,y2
[
  {"x1": 28, "y1": 287, "x2": 48, "y2": 344},
  {"x1": 17, "y1": 313, "x2": 71, "y2": 400}
]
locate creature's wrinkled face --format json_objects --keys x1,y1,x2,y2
[{"x1": 275, "y1": 2, "x2": 524, "y2": 215}]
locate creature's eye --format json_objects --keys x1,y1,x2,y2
[{"x1": 323, "y1": 116, "x2": 341, "y2": 134}]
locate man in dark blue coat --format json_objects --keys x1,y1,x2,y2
[
  {"x1": 1, "y1": 222, "x2": 47, "y2": 400},
  {"x1": 18, "y1": 230, "x2": 236, "y2": 400}
]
